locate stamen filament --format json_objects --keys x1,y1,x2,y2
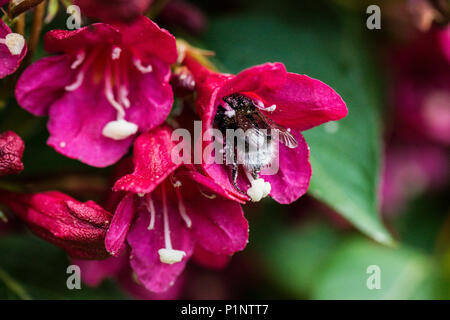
[
  {"x1": 157, "y1": 184, "x2": 187, "y2": 264},
  {"x1": 161, "y1": 183, "x2": 172, "y2": 250},
  {"x1": 65, "y1": 72, "x2": 85, "y2": 91},
  {"x1": 71, "y1": 51, "x2": 86, "y2": 69},
  {"x1": 146, "y1": 194, "x2": 156, "y2": 230},
  {"x1": 104, "y1": 61, "x2": 126, "y2": 120},
  {"x1": 174, "y1": 185, "x2": 192, "y2": 228},
  {"x1": 133, "y1": 57, "x2": 153, "y2": 73}
]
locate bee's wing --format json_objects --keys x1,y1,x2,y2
[{"x1": 252, "y1": 110, "x2": 298, "y2": 149}]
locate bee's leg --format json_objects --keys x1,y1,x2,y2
[
  {"x1": 251, "y1": 168, "x2": 260, "y2": 180},
  {"x1": 230, "y1": 163, "x2": 246, "y2": 195}
]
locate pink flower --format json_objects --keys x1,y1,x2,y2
[
  {"x1": 74, "y1": 0, "x2": 153, "y2": 23},
  {"x1": 15, "y1": 17, "x2": 177, "y2": 167},
  {"x1": 107, "y1": 125, "x2": 248, "y2": 292},
  {"x1": 0, "y1": 190, "x2": 113, "y2": 259},
  {"x1": 381, "y1": 144, "x2": 448, "y2": 214},
  {"x1": 390, "y1": 27, "x2": 450, "y2": 146},
  {"x1": 0, "y1": 20, "x2": 26, "y2": 79},
  {"x1": 184, "y1": 55, "x2": 347, "y2": 204},
  {"x1": 0, "y1": 131, "x2": 24, "y2": 177}
]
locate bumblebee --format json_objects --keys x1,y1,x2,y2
[{"x1": 214, "y1": 94, "x2": 298, "y2": 199}]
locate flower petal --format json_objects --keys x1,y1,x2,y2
[
  {"x1": 113, "y1": 126, "x2": 181, "y2": 194},
  {"x1": 15, "y1": 55, "x2": 74, "y2": 116},
  {"x1": 105, "y1": 193, "x2": 137, "y2": 256},
  {"x1": 126, "y1": 59, "x2": 173, "y2": 132},
  {"x1": 46, "y1": 71, "x2": 134, "y2": 167},
  {"x1": 177, "y1": 173, "x2": 249, "y2": 255},
  {"x1": 262, "y1": 130, "x2": 312, "y2": 204},
  {"x1": 117, "y1": 16, "x2": 178, "y2": 65},
  {"x1": 193, "y1": 245, "x2": 231, "y2": 270},
  {"x1": 127, "y1": 192, "x2": 194, "y2": 293},
  {"x1": 44, "y1": 23, "x2": 121, "y2": 54},
  {"x1": 0, "y1": 20, "x2": 27, "y2": 78},
  {"x1": 256, "y1": 73, "x2": 348, "y2": 131}
]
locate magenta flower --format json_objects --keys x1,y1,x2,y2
[
  {"x1": 0, "y1": 20, "x2": 26, "y2": 79},
  {"x1": 0, "y1": 131, "x2": 24, "y2": 177},
  {"x1": 0, "y1": 189, "x2": 113, "y2": 259},
  {"x1": 390, "y1": 27, "x2": 450, "y2": 146},
  {"x1": 381, "y1": 144, "x2": 448, "y2": 214},
  {"x1": 74, "y1": 0, "x2": 153, "y2": 23},
  {"x1": 107, "y1": 125, "x2": 248, "y2": 292},
  {"x1": 15, "y1": 17, "x2": 177, "y2": 167},
  {"x1": 184, "y1": 55, "x2": 347, "y2": 204}
]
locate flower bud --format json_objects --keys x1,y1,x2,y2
[
  {"x1": 0, "y1": 190, "x2": 113, "y2": 259},
  {"x1": 0, "y1": 131, "x2": 24, "y2": 177}
]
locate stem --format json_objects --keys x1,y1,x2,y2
[
  {"x1": 0, "y1": 268, "x2": 32, "y2": 300},
  {"x1": 15, "y1": 14, "x2": 25, "y2": 35},
  {"x1": 23, "y1": 0, "x2": 46, "y2": 67}
]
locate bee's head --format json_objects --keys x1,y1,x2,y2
[{"x1": 223, "y1": 94, "x2": 255, "y2": 110}]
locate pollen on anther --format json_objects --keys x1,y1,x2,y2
[{"x1": 111, "y1": 47, "x2": 122, "y2": 60}]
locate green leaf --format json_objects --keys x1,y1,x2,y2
[
  {"x1": 311, "y1": 237, "x2": 440, "y2": 299},
  {"x1": 201, "y1": 3, "x2": 392, "y2": 245},
  {"x1": 254, "y1": 217, "x2": 340, "y2": 297}
]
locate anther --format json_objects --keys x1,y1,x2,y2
[
  {"x1": 158, "y1": 184, "x2": 186, "y2": 264},
  {"x1": 0, "y1": 33, "x2": 25, "y2": 55},
  {"x1": 245, "y1": 171, "x2": 271, "y2": 202}
]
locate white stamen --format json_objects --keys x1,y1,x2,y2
[
  {"x1": 172, "y1": 180, "x2": 182, "y2": 188},
  {"x1": 198, "y1": 188, "x2": 217, "y2": 199},
  {"x1": 145, "y1": 195, "x2": 156, "y2": 230},
  {"x1": 133, "y1": 58, "x2": 153, "y2": 73},
  {"x1": 104, "y1": 72, "x2": 126, "y2": 119},
  {"x1": 0, "y1": 33, "x2": 25, "y2": 55},
  {"x1": 158, "y1": 184, "x2": 186, "y2": 264},
  {"x1": 257, "y1": 100, "x2": 265, "y2": 109},
  {"x1": 102, "y1": 119, "x2": 138, "y2": 140},
  {"x1": 71, "y1": 51, "x2": 86, "y2": 69},
  {"x1": 65, "y1": 72, "x2": 85, "y2": 91},
  {"x1": 111, "y1": 46, "x2": 121, "y2": 60},
  {"x1": 255, "y1": 100, "x2": 276, "y2": 112},
  {"x1": 119, "y1": 86, "x2": 130, "y2": 109},
  {"x1": 175, "y1": 187, "x2": 192, "y2": 228},
  {"x1": 245, "y1": 171, "x2": 271, "y2": 202},
  {"x1": 265, "y1": 104, "x2": 277, "y2": 112},
  {"x1": 225, "y1": 110, "x2": 236, "y2": 118}
]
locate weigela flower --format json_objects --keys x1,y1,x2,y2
[
  {"x1": 381, "y1": 144, "x2": 448, "y2": 214},
  {"x1": 390, "y1": 27, "x2": 450, "y2": 146},
  {"x1": 0, "y1": 190, "x2": 113, "y2": 259},
  {"x1": 74, "y1": 0, "x2": 153, "y2": 23},
  {"x1": 16, "y1": 17, "x2": 177, "y2": 167},
  {"x1": 184, "y1": 55, "x2": 347, "y2": 204},
  {"x1": 107, "y1": 125, "x2": 248, "y2": 292},
  {"x1": 0, "y1": 20, "x2": 26, "y2": 79},
  {"x1": 0, "y1": 131, "x2": 24, "y2": 177}
]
